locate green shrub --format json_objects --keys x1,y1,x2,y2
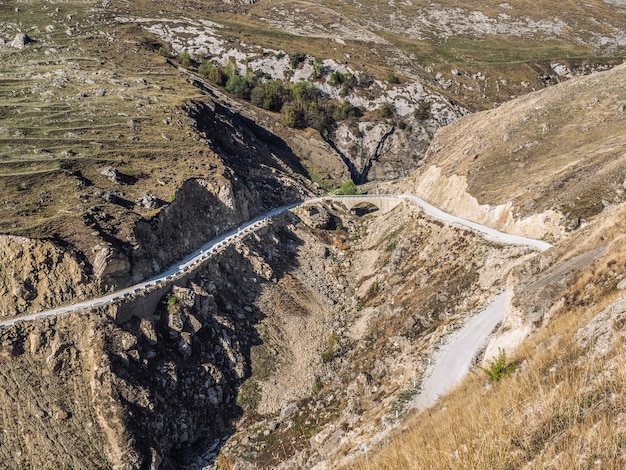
[
  {"x1": 208, "y1": 65, "x2": 226, "y2": 86},
  {"x1": 290, "y1": 81, "x2": 322, "y2": 102},
  {"x1": 164, "y1": 293, "x2": 180, "y2": 306},
  {"x1": 225, "y1": 74, "x2": 251, "y2": 99},
  {"x1": 178, "y1": 50, "x2": 193, "y2": 68},
  {"x1": 337, "y1": 180, "x2": 357, "y2": 195},
  {"x1": 250, "y1": 80, "x2": 286, "y2": 111},
  {"x1": 329, "y1": 70, "x2": 346, "y2": 86},
  {"x1": 236, "y1": 379, "x2": 261, "y2": 413},
  {"x1": 198, "y1": 61, "x2": 212, "y2": 76},
  {"x1": 312, "y1": 378, "x2": 323, "y2": 395},
  {"x1": 481, "y1": 348, "x2": 516, "y2": 381},
  {"x1": 332, "y1": 100, "x2": 359, "y2": 121},
  {"x1": 321, "y1": 334, "x2": 339, "y2": 363},
  {"x1": 224, "y1": 57, "x2": 238, "y2": 78},
  {"x1": 387, "y1": 72, "x2": 400, "y2": 84},
  {"x1": 290, "y1": 52, "x2": 306, "y2": 69},
  {"x1": 378, "y1": 102, "x2": 395, "y2": 119},
  {"x1": 199, "y1": 61, "x2": 226, "y2": 86},
  {"x1": 282, "y1": 103, "x2": 304, "y2": 128},
  {"x1": 313, "y1": 57, "x2": 325, "y2": 78}
]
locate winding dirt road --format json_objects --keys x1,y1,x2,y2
[{"x1": 0, "y1": 192, "x2": 549, "y2": 383}]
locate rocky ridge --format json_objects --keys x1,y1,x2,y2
[{"x1": 121, "y1": 14, "x2": 466, "y2": 182}]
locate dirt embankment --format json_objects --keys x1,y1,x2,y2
[
  {"x1": 211, "y1": 200, "x2": 532, "y2": 469},
  {"x1": 485, "y1": 202, "x2": 626, "y2": 361}
]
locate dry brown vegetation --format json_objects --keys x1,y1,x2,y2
[
  {"x1": 354, "y1": 293, "x2": 626, "y2": 469},
  {"x1": 356, "y1": 308, "x2": 626, "y2": 469},
  {"x1": 353, "y1": 204, "x2": 626, "y2": 470}
]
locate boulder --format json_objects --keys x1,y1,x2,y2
[
  {"x1": 100, "y1": 167, "x2": 120, "y2": 183},
  {"x1": 301, "y1": 205, "x2": 333, "y2": 229},
  {"x1": 136, "y1": 193, "x2": 160, "y2": 210},
  {"x1": 10, "y1": 33, "x2": 34, "y2": 49}
]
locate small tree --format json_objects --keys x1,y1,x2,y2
[
  {"x1": 282, "y1": 103, "x2": 304, "y2": 128},
  {"x1": 290, "y1": 81, "x2": 321, "y2": 102},
  {"x1": 481, "y1": 348, "x2": 516, "y2": 382},
  {"x1": 198, "y1": 61, "x2": 212, "y2": 77},
  {"x1": 250, "y1": 80, "x2": 286, "y2": 112},
  {"x1": 207, "y1": 65, "x2": 226, "y2": 86},
  {"x1": 337, "y1": 180, "x2": 357, "y2": 195},
  {"x1": 225, "y1": 74, "x2": 251, "y2": 100}
]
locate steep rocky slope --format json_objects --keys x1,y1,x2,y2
[
  {"x1": 357, "y1": 202, "x2": 626, "y2": 470},
  {"x1": 1, "y1": 0, "x2": 625, "y2": 469},
  {"x1": 119, "y1": 11, "x2": 466, "y2": 183},
  {"x1": 0, "y1": 199, "x2": 534, "y2": 469},
  {"x1": 350, "y1": 63, "x2": 626, "y2": 470},
  {"x1": 0, "y1": 0, "x2": 463, "y2": 320}
]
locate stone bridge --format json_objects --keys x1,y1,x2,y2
[{"x1": 310, "y1": 195, "x2": 404, "y2": 214}]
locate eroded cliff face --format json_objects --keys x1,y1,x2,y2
[
  {"x1": 408, "y1": 165, "x2": 566, "y2": 240},
  {"x1": 0, "y1": 91, "x2": 316, "y2": 318},
  {"x1": 130, "y1": 177, "x2": 253, "y2": 282},
  {"x1": 0, "y1": 312, "x2": 132, "y2": 469},
  {"x1": 215, "y1": 201, "x2": 532, "y2": 469},
  {"x1": 484, "y1": 203, "x2": 626, "y2": 362},
  {"x1": 407, "y1": 64, "x2": 626, "y2": 242}
]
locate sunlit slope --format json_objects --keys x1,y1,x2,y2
[{"x1": 412, "y1": 63, "x2": 626, "y2": 232}]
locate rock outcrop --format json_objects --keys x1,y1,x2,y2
[
  {"x1": 10, "y1": 33, "x2": 33, "y2": 49},
  {"x1": 0, "y1": 235, "x2": 96, "y2": 318}
]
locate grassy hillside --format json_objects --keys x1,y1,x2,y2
[
  {"x1": 0, "y1": 0, "x2": 212, "y2": 242},
  {"x1": 412, "y1": 63, "x2": 626, "y2": 231}
]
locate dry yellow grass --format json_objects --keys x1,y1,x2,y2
[
  {"x1": 353, "y1": 288, "x2": 626, "y2": 469},
  {"x1": 414, "y1": 62, "x2": 626, "y2": 225}
]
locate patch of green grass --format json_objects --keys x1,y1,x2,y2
[
  {"x1": 165, "y1": 293, "x2": 180, "y2": 306},
  {"x1": 236, "y1": 379, "x2": 262, "y2": 413},
  {"x1": 433, "y1": 37, "x2": 594, "y2": 65},
  {"x1": 335, "y1": 180, "x2": 357, "y2": 195},
  {"x1": 312, "y1": 378, "x2": 323, "y2": 395},
  {"x1": 388, "y1": 386, "x2": 420, "y2": 419},
  {"x1": 387, "y1": 224, "x2": 405, "y2": 242},
  {"x1": 321, "y1": 334, "x2": 339, "y2": 363}
]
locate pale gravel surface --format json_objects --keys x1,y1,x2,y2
[{"x1": 412, "y1": 292, "x2": 506, "y2": 410}]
